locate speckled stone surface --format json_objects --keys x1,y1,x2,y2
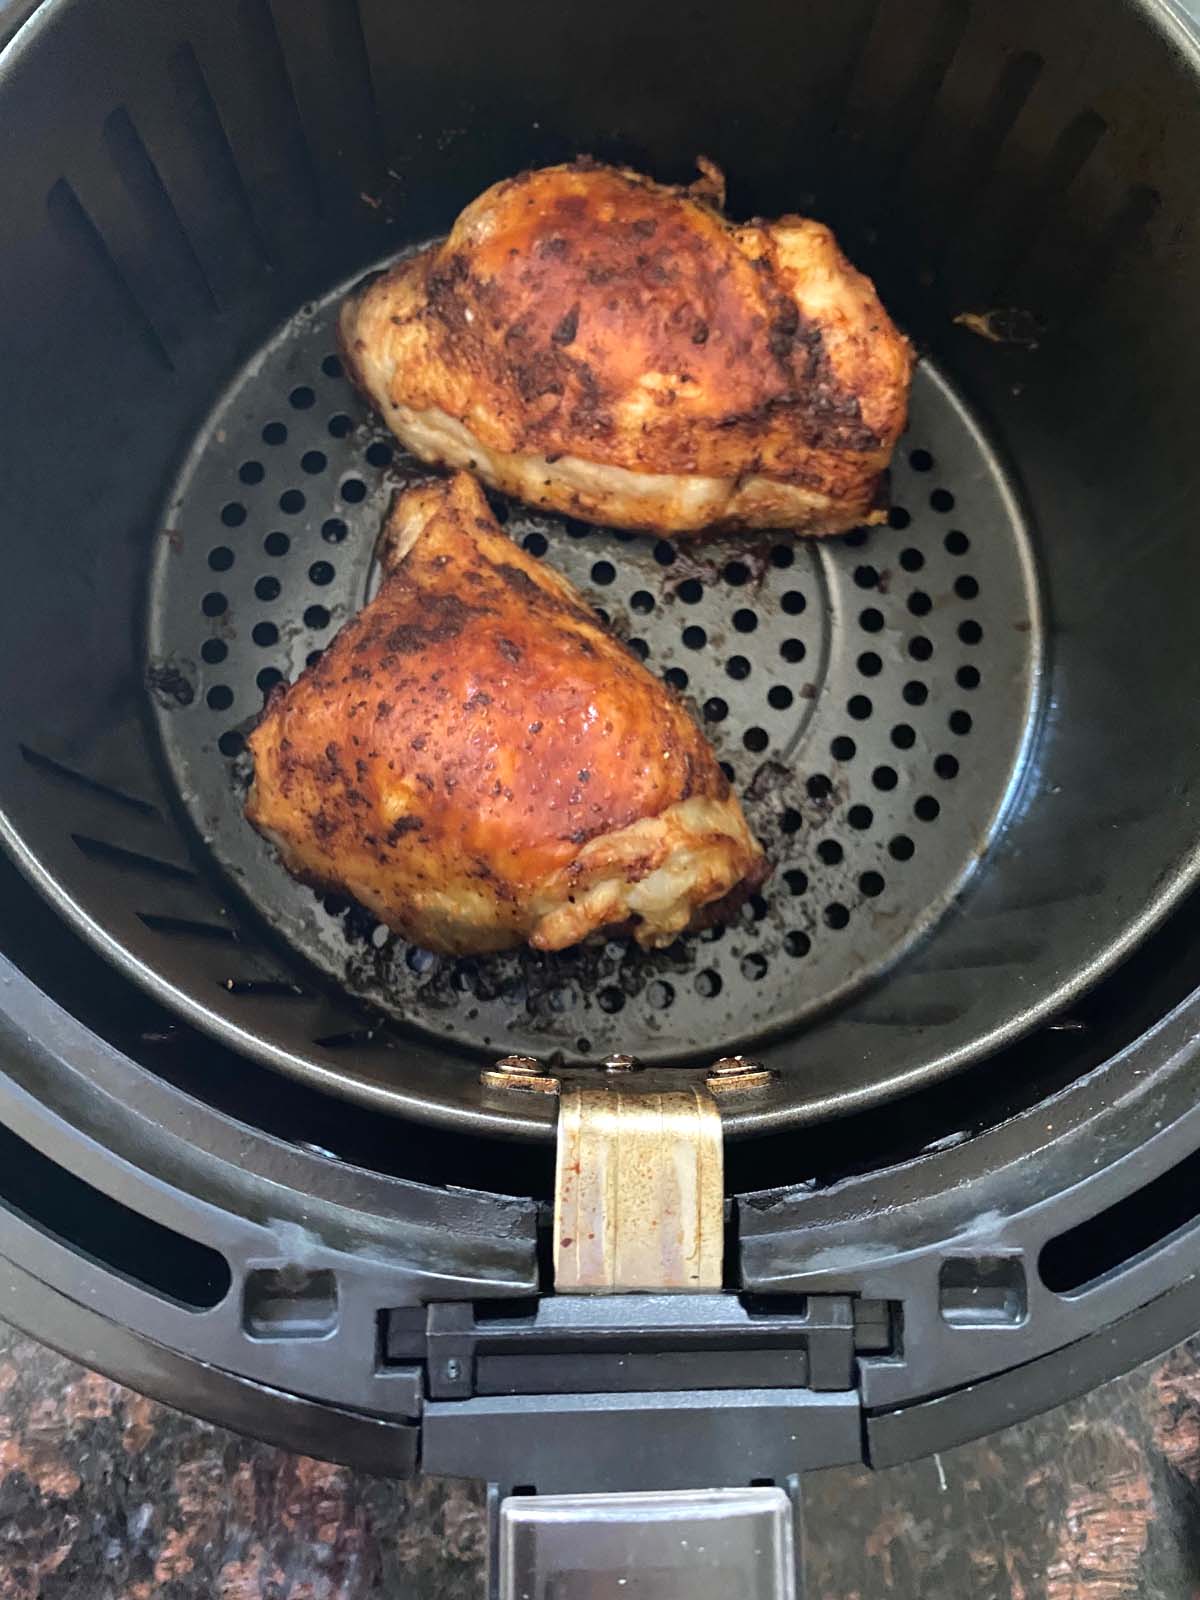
[{"x1": 1, "y1": 1315, "x2": 1198, "y2": 1598}]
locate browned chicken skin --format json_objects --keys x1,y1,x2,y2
[
  {"x1": 245, "y1": 474, "x2": 767, "y2": 955},
  {"x1": 340, "y1": 159, "x2": 913, "y2": 536}
]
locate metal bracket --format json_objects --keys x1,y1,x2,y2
[{"x1": 554, "y1": 1085, "x2": 725, "y2": 1293}]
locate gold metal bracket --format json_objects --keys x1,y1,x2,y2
[{"x1": 553, "y1": 1085, "x2": 724, "y2": 1294}]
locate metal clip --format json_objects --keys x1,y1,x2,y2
[{"x1": 554, "y1": 1085, "x2": 724, "y2": 1293}]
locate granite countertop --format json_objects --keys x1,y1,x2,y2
[{"x1": 1, "y1": 1316, "x2": 1197, "y2": 1598}]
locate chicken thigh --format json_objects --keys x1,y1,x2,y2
[
  {"x1": 245, "y1": 473, "x2": 767, "y2": 955},
  {"x1": 340, "y1": 159, "x2": 912, "y2": 537}
]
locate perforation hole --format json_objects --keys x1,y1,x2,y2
[
  {"x1": 289, "y1": 385, "x2": 315, "y2": 410},
  {"x1": 264, "y1": 531, "x2": 289, "y2": 556},
  {"x1": 848, "y1": 804, "x2": 873, "y2": 830},
  {"x1": 806, "y1": 775, "x2": 832, "y2": 801},
  {"x1": 741, "y1": 953, "x2": 768, "y2": 982},
  {"x1": 631, "y1": 590, "x2": 655, "y2": 614},
  {"x1": 817, "y1": 839, "x2": 843, "y2": 866},
  {"x1": 857, "y1": 651, "x2": 882, "y2": 677},
  {"x1": 889, "y1": 835, "x2": 915, "y2": 861},
  {"x1": 854, "y1": 565, "x2": 879, "y2": 590},
  {"x1": 724, "y1": 561, "x2": 750, "y2": 586},
  {"x1": 201, "y1": 591, "x2": 227, "y2": 617},
  {"x1": 848, "y1": 695, "x2": 872, "y2": 720},
  {"x1": 303, "y1": 605, "x2": 331, "y2": 630},
  {"x1": 770, "y1": 544, "x2": 794, "y2": 569},
  {"x1": 726, "y1": 654, "x2": 751, "y2": 680},
  {"x1": 888, "y1": 506, "x2": 911, "y2": 530},
  {"x1": 958, "y1": 620, "x2": 982, "y2": 645},
  {"x1": 252, "y1": 621, "x2": 278, "y2": 647},
  {"x1": 768, "y1": 685, "x2": 793, "y2": 710},
  {"x1": 218, "y1": 730, "x2": 244, "y2": 757},
  {"x1": 366, "y1": 441, "x2": 393, "y2": 468},
  {"x1": 328, "y1": 413, "x2": 353, "y2": 438},
  {"x1": 654, "y1": 540, "x2": 676, "y2": 566},
  {"x1": 859, "y1": 871, "x2": 885, "y2": 898},
  {"x1": 254, "y1": 575, "x2": 281, "y2": 602},
  {"x1": 321, "y1": 519, "x2": 347, "y2": 545},
  {"x1": 908, "y1": 636, "x2": 933, "y2": 662},
  {"x1": 221, "y1": 502, "x2": 246, "y2": 527},
  {"x1": 208, "y1": 546, "x2": 234, "y2": 572},
  {"x1": 945, "y1": 530, "x2": 970, "y2": 555},
  {"x1": 733, "y1": 609, "x2": 758, "y2": 634},
  {"x1": 201, "y1": 638, "x2": 227, "y2": 665},
  {"x1": 682, "y1": 625, "x2": 707, "y2": 650},
  {"x1": 522, "y1": 531, "x2": 547, "y2": 557},
  {"x1": 703, "y1": 697, "x2": 728, "y2": 722},
  {"x1": 784, "y1": 869, "x2": 808, "y2": 895},
  {"x1": 664, "y1": 667, "x2": 688, "y2": 691},
  {"x1": 262, "y1": 421, "x2": 287, "y2": 446},
  {"x1": 831, "y1": 736, "x2": 856, "y2": 761},
  {"x1": 780, "y1": 808, "x2": 803, "y2": 835},
  {"x1": 903, "y1": 680, "x2": 929, "y2": 706},
  {"x1": 206, "y1": 684, "x2": 233, "y2": 711},
  {"x1": 899, "y1": 548, "x2": 924, "y2": 572},
  {"x1": 781, "y1": 591, "x2": 806, "y2": 615},
  {"x1": 915, "y1": 795, "x2": 941, "y2": 822},
  {"x1": 908, "y1": 591, "x2": 932, "y2": 617},
  {"x1": 309, "y1": 562, "x2": 335, "y2": 586},
  {"x1": 934, "y1": 754, "x2": 960, "y2": 780},
  {"x1": 321, "y1": 354, "x2": 342, "y2": 379},
  {"x1": 957, "y1": 665, "x2": 981, "y2": 690},
  {"x1": 340, "y1": 478, "x2": 366, "y2": 504},
  {"x1": 824, "y1": 903, "x2": 850, "y2": 930},
  {"x1": 872, "y1": 765, "x2": 898, "y2": 791},
  {"x1": 891, "y1": 723, "x2": 916, "y2": 750},
  {"x1": 743, "y1": 727, "x2": 769, "y2": 753},
  {"x1": 279, "y1": 489, "x2": 305, "y2": 515},
  {"x1": 677, "y1": 577, "x2": 703, "y2": 603},
  {"x1": 257, "y1": 667, "x2": 283, "y2": 695},
  {"x1": 910, "y1": 449, "x2": 933, "y2": 471},
  {"x1": 785, "y1": 930, "x2": 811, "y2": 957},
  {"x1": 695, "y1": 969, "x2": 722, "y2": 997},
  {"x1": 950, "y1": 710, "x2": 973, "y2": 736},
  {"x1": 301, "y1": 450, "x2": 327, "y2": 475},
  {"x1": 239, "y1": 460, "x2": 264, "y2": 485},
  {"x1": 591, "y1": 560, "x2": 616, "y2": 586},
  {"x1": 930, "y1": 488, "x2": 955, "y2": 513},
  {"x1": 859, "y1": 607, "x2": 884, "y2": 633},
  {"x1": 955, "y1": 575, "x2": 979, "y2": 600}
]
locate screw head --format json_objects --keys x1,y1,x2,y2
[
  {"x1": 494, "y1": 1054, "x2": 542, "y2": 1076},
  {"x1": 604, "y1": 1053, "x2": 639, "y2": 1074},
  {"x1": 480, "y1": 1055, "x2": 560, "y2": 1095},
  {"x1": 706, "y1": 1055, "x2": 773, "y2": 1095},
  {"x1": 709, "y1": 1055, "x2": 764, "y2": 1078}
]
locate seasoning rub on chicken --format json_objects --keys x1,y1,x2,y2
[
  {"x1": 245, "y1": 473, "x2": 767, "y2": 955},
  {"x1": 340, "y1": 158, "x2": 913, "y2": 537}
]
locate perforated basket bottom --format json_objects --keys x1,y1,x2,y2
[{"x1": 148, "y1": 273, "x2": 1041, "y2": 1066}]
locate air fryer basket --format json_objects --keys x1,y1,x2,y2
[{"x1": 1, "y1": 0, "x2": 1197, "y2": 1141}]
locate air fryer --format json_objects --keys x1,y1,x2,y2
[{"x1": 0, "y1": 0, "x2": 1199, "y2": 1593}]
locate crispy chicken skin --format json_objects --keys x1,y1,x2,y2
[
  {"x1": 339, "y1": 159, "x2": 913, "y2": 537},
  {"x1": 245, "y1": 473, "x2": 767, "y2": 955}
]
